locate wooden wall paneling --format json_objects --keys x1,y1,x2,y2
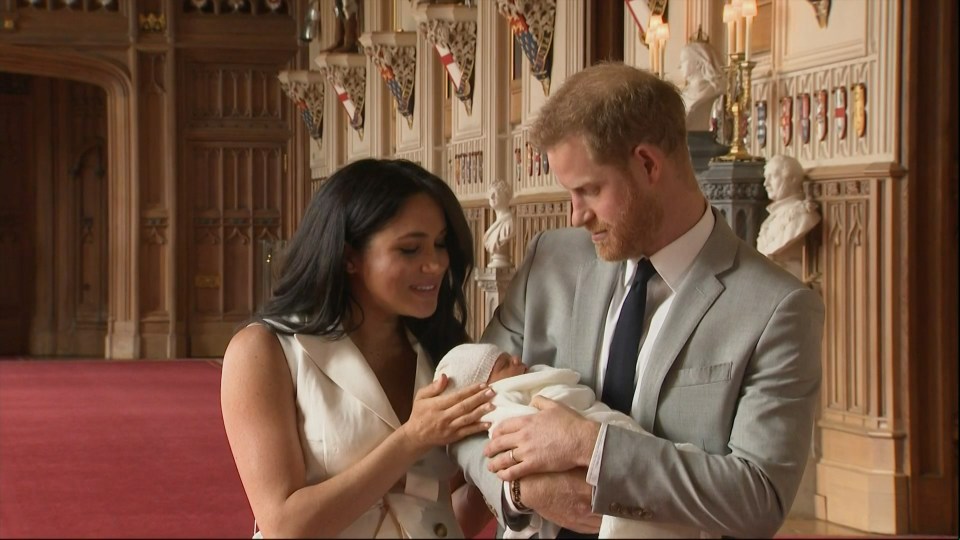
[
  {"x1": 904, "y1": 0, "x2": 959, "y2": 533},
  {"x1": 57, "y1": 80, "x2": 108, "y2": 357},
  {"x1": 137, "y1": 50, "x2": 180, "y2": 359},
  {"x1": 511, "y1": 199, "x2": 570, "y2": 269},
  {"x1": 29, "y1": 76, "x2": 55, "y2": 355},
  {"x1": 464, "y1": 204, "x2": 486, "y2": 341},
  {"x1": 0, "y1": 75, "x2": 35, "y2": 355},
  {"x1": 180, "y1": 54, "x2": 290, "y2": 357},
  {"x1": 1, "y1": 41, "x2": 171, "y2": 361},
  {"x1": 0, "y1": 0, "x2": 127, "y2": 45},
  {"x1": 808, "y1": 164, "x2": 908, "y2": 534}
]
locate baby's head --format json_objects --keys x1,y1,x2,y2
[{"x1": 434, "y1": 343, "x2": 527, "y2": 393}]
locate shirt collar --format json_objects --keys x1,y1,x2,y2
[{"x1": 622, "y1": 203, "x2": 715, "y2": 292}]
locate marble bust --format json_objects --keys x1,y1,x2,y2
[
  {"x1": 757, "y1": 155, "x2": 821, "y2": 277},
  {"x1": 482, "y1": 178, "x2": 515, "y2": 268},
  {"x1": 680, "y1": 41, "x2": 725, "y2": 132}
]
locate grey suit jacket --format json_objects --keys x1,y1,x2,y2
[{"x1": 450, "y1": 209, "x2": 823, "y2": 538}]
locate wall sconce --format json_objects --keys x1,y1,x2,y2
[{"x1": 300, "y1": 0, "x2": 320, "y2": 43}]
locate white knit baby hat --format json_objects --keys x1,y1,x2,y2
[{"x1": 434, "y1": 343, "x2": 503, "y2": 393}]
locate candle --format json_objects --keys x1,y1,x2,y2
[
  {"x1": 736, "y1": 17, "x2": 744, "y2": 54},
  {"x1": 731, "y1": 0, "x2": 744, "y2": 53},
  {"x1": 723, "y1": 4, "x2": 736, "y2": 63},
  {"x1": 657, "y1": 22, "x2": 670, "y2": 79},
  {"x1": 647, "y1": 15, "x2": 661, "y2": 74},
  {"x1": 647, "y1": 31, "x2": 655, "y2": 72},
  {"x1": 741, "y1": 0, "x2": 758, "y2": 62}
]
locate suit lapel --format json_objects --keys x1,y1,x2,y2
[
  {"x1": 295, "y1": 333, "x2": 402, "y2": 430},
  {"x1": 568, "y1": 257, "x2": 619, "y2": 389},
  {"x1": 636, "y1": 213, "x2": 738, "y2": 432}
]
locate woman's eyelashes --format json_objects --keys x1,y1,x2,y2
[{"x1": 396, "y1": 240, "x2": 447, "y2": 256}]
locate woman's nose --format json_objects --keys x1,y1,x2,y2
[{"x1": 421, "y1": 250, "x2": 447, "y2": 274}]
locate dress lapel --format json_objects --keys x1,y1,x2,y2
[
  {"x1": 636, "y1": 213, "x2": 738, "y2": 432},
  {"x1": 295, "y1": 333, "x2": 402, "y2": 430}
]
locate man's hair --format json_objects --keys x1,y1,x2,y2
[{"x1": 529, "y1": 62, "x2": 688, "y2": 167}]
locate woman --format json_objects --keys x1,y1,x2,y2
[{"x1": 221, "y1": 159, "x2": 495, "y2": 538}]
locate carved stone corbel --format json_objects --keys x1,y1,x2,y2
[
  {"x1": 807, "y1": 0, "x2": 831, "y2": 28},
  {"x1": 359, "y1": 32, "x2": 418, "y2": 129},
  {"x1": 495, "y1": 0, "x2": 556, "y2": 95},
  {"x1": 315, "y1": 52, "x2": 367, "y2": 140},
  {"x1": 415, "y1": 3, "x2": 478, "y2": 115},
  {"x1": 278, "y1": 70, "x2": 325, "y2": 143}
]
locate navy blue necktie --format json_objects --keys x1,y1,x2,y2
[{"x1": 601, "y1": 258, "x2": 657, "y2": 415}]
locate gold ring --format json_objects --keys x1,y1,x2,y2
[{"x1": 509, "y1": 449, "x2": 519, "y2": 464}]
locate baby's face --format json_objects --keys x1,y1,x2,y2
[{"x1": 486, "y1": 352, "x2": 527, "y2": 384}]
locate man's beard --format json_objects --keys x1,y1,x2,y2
[{"x1": 589, "y1": 186, "x2": 662, "y2": 261}]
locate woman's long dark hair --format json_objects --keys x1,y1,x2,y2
[{"x1": 257, "y1": 158, "x2": 474, "y2": 364}]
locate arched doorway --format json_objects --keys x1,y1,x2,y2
[
  {"x1": 0, "y1": 44, "x2": 139, "y2": 359},
  {"x1": 0, "y1": 74, "x2": 109, "y2": 357}
]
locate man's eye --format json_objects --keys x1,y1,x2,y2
[{"x1": 399, "y1": 247, "x2": 418, "y2": 255}]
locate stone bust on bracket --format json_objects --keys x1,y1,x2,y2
[
  {"x1": 482, "y1": 178, "x2": 515, "y2": 269},
  {"x1": 679, "y1": 40, "x2": 725, "y2": 132},
  {"x1": 757, "y1": 155, "x2": 821, "y2": 278}
]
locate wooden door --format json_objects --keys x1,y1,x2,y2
[
  {"x1": 179, "y1": 54, "x2": 289, "y2": 357},
  {"x1": 0, "y1": 78, "x2": 35, "y2": 355}
]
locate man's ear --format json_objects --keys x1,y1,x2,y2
[{"x1": 631, "y1": 143, "x2": 662, "y2": 184}]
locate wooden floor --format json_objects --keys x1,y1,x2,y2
[
  {"x1": 779, "y1": 517, "x2": 956, "y2": 538},
  {"x1": 780, "y1": 517, "x2": 878, "y2": 537}
]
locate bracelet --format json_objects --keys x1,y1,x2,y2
[{"x1": 510, "y1": 479, "x2": 529, "y2": 512}]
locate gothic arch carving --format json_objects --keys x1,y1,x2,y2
[{"x1": 0, "y1": 43, "x2": 140, "y2": 358}]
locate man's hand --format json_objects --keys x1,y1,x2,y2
[
  {"x1": 521, "y1": 468, "x2": 602, "y2": 534},
  {"x1": 484, "y1": 396, "x2": 601, "y2": 481}
]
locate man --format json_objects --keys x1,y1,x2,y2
[{"x1": 450, "y1": 63, "x2": 823, "y2": 538}]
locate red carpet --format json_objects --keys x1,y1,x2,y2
[{"x1": 0, "y1": 359, "x2": 254, "y2": 538}]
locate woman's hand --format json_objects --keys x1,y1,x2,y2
[{"x1": 400, "y1": 375, "x2": 495, "y2": 451}]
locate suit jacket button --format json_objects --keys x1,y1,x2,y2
[
  {"x1": 433, "y1": 523, "x2": 448, "y2": 537},
  {"x1": 609, "y1": 502, "x2": 623, "y2": 513}
]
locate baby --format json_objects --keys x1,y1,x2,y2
[{"x1": 436, "y1": 344, "x2": 707, "y2": 539}]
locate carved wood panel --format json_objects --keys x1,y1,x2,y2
[
  {"x1": 512, "y1": 200, "x2": 570, "y2": 266},
  {"x1": 184, "y1": 142, "x2": 284, "y2": 356},
  {"x1": 809, "y1": 177, "x2": 885, "y2": 430},
  {"x1": 54, "y1": 80, "x2": 109, "y2": 357},
  {"x1": 464, "y1": 205, "x2": 485, "y2": 340},
  {"x1": 180, "y1": 56, "x2": 291, "y2": 357}
]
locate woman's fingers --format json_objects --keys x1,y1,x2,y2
[{"x1": 416, "y1": 374, "x2": 449, "y2": 400}]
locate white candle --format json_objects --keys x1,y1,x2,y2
[
  {"x1": 745, "y1": 17, "x2": 752, "y2": 61},
  {"x1": 657, "y1": 22, "x2": 670, "y2": 79},
  {"x1": 741, "y1": 1, "x2": 758, "y2": 62},
  {"x1": 723, "y1": 4, "x2": 736, "y2": 64},
  {"x1": 736, "y1": 17, "x2": 744, "y2": 54}
]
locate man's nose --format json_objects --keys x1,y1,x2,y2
[{"x1": 570, "y1": 199, "x2": 593, "y2": 227}]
